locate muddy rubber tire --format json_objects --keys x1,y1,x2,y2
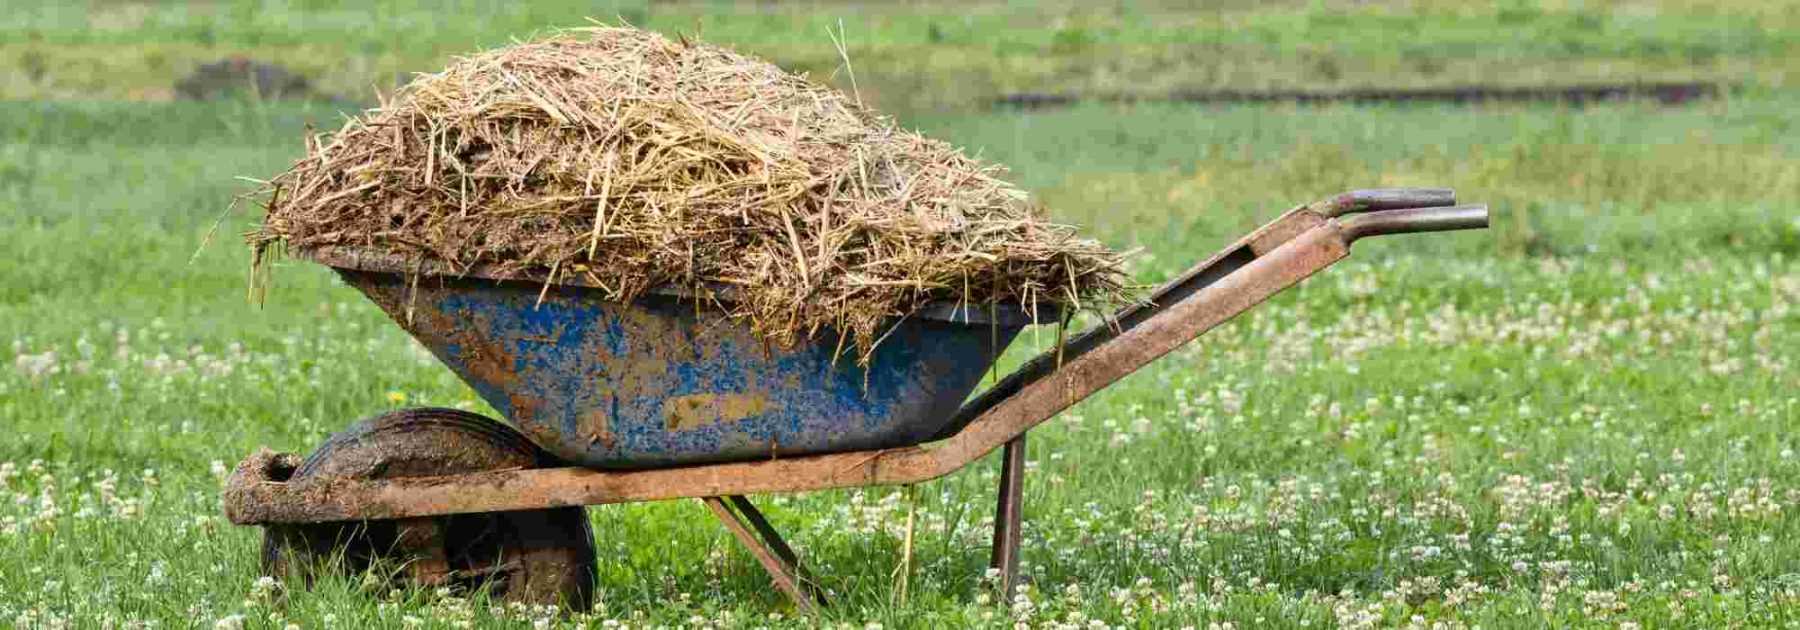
[{"x1": 261, "y1": 408, "x2": 596, "y2": 610}]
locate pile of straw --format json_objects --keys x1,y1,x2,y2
[{"x1": 250, "y1": 26, "x2": 1129, "y2": 360}]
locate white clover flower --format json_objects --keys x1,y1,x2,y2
[{"x1": 13, "y1": 350, "x2": 57, "y2": 381}]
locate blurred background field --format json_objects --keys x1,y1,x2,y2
[
  {"x1": 2, "y1": 1, "x2": 1797, "y2": 628},
  {"x1": 5, "y1": 1, "x2": 1797, "y2": 108}
]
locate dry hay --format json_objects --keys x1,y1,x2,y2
[{"x1": 249, "y1": 26, "x2": 1131, "y2": 361}]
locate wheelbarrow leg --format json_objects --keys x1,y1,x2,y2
[
  {"x1": 393, "y1": 517, "x2": 454, "y2": 588},
  {"x1": 702, "y1": 495, "x2": 825, "y2": 613},
  {"x1": 990, "y1": 434, "x2": 1027, "y2": 597}
]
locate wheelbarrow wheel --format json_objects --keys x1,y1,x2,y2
[{"x1": 261, "y1": 407, "x2": 596, "y2": 610}]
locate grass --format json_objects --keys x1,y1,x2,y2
[
  {"x1": 4, "y1": 0, "x2": 1798, "y2": 110},
  {"x1": 3, "y1": 2, "x2": 1799, "y2": 628}
]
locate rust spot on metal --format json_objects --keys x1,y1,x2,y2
[
  {"x1": 663, "y1": 393, "x2": 771, "y2": 431},
  {"x1": 581, "y1": 406, "x2": 616, "y2": 448},
  {"x1": 349, "y1": 270, "x2": 523, "y2": 393},
  {"x1": 222, "y1": 447, "x2": 301, "y2": 524},
  {"x1": 440, "y1": 313, "x2": 519, "y2": 392}
]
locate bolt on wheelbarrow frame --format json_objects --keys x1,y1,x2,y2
[{"x1": 224, "y1": 188, "x2": 1487, "y2": 611}]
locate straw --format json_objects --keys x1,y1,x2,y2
[{"x1": 249, "y1": 26, "x2": 1131, "y2": 362}]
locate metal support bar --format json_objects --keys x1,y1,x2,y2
[
  {"x1": 702, "y1": 496, "x2": 823, "y2": 614},
  {"x1": 394, "y1": 517, "x2": 452, "y2": 588},
  {"x1": 989, "y1": 435, "x2": 1027, "y2": 598},
  {"x1": 726, "y1": 496, "x2": 809, "y2": 580}
]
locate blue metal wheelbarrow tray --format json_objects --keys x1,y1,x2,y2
[
  {"x1": 224, "y1": 189, "x2": 1488, "y2": 612},
  {"x1": 316, "y1": 252, "x2": 1052, "y2": 470}
]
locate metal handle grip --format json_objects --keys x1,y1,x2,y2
[
  {"x1": 1320, "y1": 188, "x2": 1457, "y2": 217},
  {"x1": 1340, "y1": 204, "x2": 1489, "y2": 241}
]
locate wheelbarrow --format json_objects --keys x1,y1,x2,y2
[{"x1": 223, "y1": 189, "x2": 1487, "y2": 611}]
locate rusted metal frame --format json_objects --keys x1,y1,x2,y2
[
  {"x1": 702, "y1": 496, "x2": 821, "y2": 614},
  {"x1": 911, "y1": 222, "x2": 1355, "y2": 477},
  {"x1": 989, "y1": 435, "x2": 1027, "y2": 597},
  {"x1": 225, "y1": 224, "x2": 1355, "y2": 523},
  {"x1": 931, "y1": 187, "x2": 1454, "y2": 441},
  {"x1": 224, "y1": 218, "x2": 1367, "y2": 525},
  {"x1": 930, "y1": 214, "x2": 1305, "y2": 441},
  {"x1": 221, "y1": 199, "x2": 1490, "y2": 526}
]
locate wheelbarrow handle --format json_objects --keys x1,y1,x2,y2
[
  {"x1": 934, "y1": 189, "x2": 1473, "y2": 441},
  {"x1": 1340, "y1": 204, "x2": 1489, "y2": 241},
  {"x1": 1314, "y1": 188, "x2": 1457, "y2": 217}
]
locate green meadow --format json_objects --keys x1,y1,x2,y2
[{"x1": 2, "y1": 1, "x2": 1796, "y2": 627}]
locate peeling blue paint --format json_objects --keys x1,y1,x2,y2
[{"x1": 342, "y1": 270, "x2": 1028, "y2": 469}]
